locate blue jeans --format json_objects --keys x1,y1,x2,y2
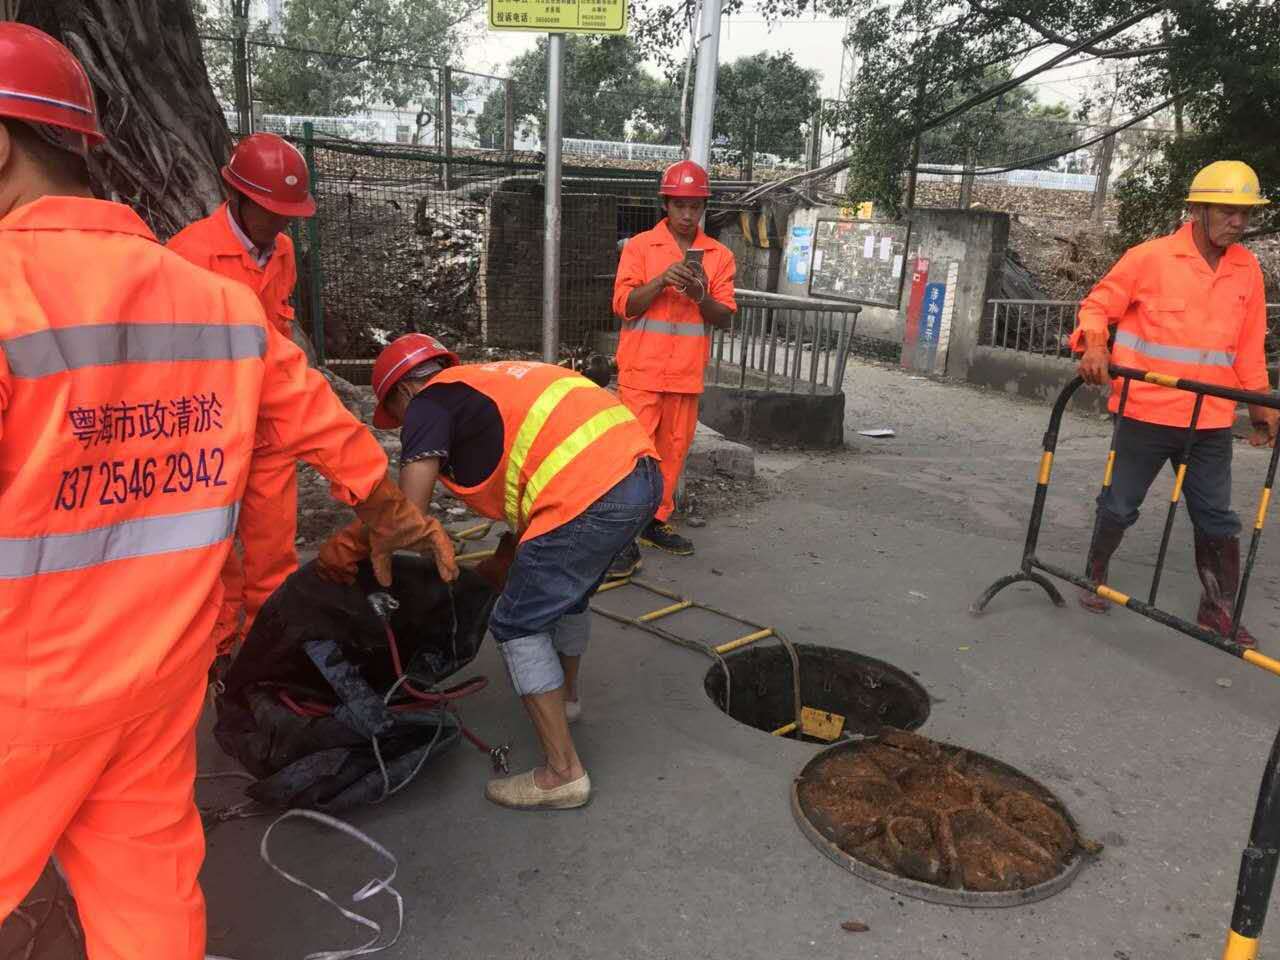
[
  {"x1": 1096, "y1": 417, "x2": 1240, "y2": 537},
  {"x1": 491, "y1": 457, "x2": 661, "y2": 695}
]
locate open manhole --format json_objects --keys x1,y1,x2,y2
[
  {"x1": 792, "y1": 729, "x2": 1092, "y2": 906},
  {"x1": 703, "y1": 643, "x2": 930, "y2": 742}
]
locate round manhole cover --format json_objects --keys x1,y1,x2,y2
[
  {"x1": 703, "y1": 643, "x2": 929, "y2": 742},
  {"x1": 792, "y1": 729, "x2": 1090, "y2": 906}
]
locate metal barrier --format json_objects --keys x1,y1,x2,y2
[
  {"x1": 972, "y1": 364, "x2": 1280, "y2": 674},
  {"x1": 709, "y1": 290, "x2": 860, "y2": 394},
  {"x1": 969, "y1": 364, "x2": 1280, "y2": 959}
]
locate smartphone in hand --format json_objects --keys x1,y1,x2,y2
[{"x1": 684, "y1": 248, "x2": 705, "y2": 269}]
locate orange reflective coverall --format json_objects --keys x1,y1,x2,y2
[
  {"x1": 0, "y1": 196, "x2": 387, "y2": 959},
  {"x1": 612, "y1": 219, "x2": 736, "y2": 521},
  {"x1": 168, "y1": 203, "x2": 301, "y2": 650},
  {"x1": 1069, "y1": 222, "x2": 1270, "y2": 429},
  {"x1": 429, "y1": 362, "x2": 658, "y2": 542}
]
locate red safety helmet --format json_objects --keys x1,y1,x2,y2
[
  {"x1": 0, "y1": 24, "x2": 104, "y2": 154},
  {"x1": 659, "y1": 160, "x2": 711, "y2": 199},
  {"x1": 371, "y1": 334, "x2": 460, "y2": 428},
  {"x1": 222, "y1": 133, "x2": 316, "y2": 218}
]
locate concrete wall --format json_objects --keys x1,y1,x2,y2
[
  {"x1": 774, "y1": 206, "x2": 1009, "y2": 375},
  {"x1": 965, "y1": 347, "x2": 1107, "y2": 414}
]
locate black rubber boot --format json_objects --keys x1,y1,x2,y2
[
  {"x1": 1194, "y1": 531, "x2": 1257, "y2": 647},
  {"x1": 1079, "y1": 518, "x2": 1126, "y2": 614}
]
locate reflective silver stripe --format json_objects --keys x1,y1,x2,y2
[
  {"x1": 0, "y1": 88, "x2": 95, "y2": 115},
  {"x1": 623, "y1": 316, "x2": 707, "y2": 337},
  {"x1": 1, "y1": 323, "x2": 267, "y2": 379},
  {"x1": 1113, "y1": 329, "x2": 1236, "y2": 368},
  {"x1": 0, "y1": 504, "x2": 239, "y2": 579}
]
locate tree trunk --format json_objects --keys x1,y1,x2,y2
[{"x1": 20, "y1": 0, "x2": 232, "y2": 240}]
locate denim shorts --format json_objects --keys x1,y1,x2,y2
[{"x1": 488, "y1": 456, "x2": 662, "y2": 643}]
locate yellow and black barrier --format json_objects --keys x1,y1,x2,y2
[
  {"x1": 972, "y1": 364, "x2": 1280, "y2": 676},
  {"x1": 1223, "y1": 730, "x2": 1280, "y2": 960},
  {"x1": 970, "y1": 364, "x2": 1280, "y2": 957}
]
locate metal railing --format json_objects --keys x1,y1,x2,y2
[
  {"x1": 981, "y1": 299, "x2": 1079, "y2": 357},
  {"x1": 983, "y1": 299, "x2": 1280, "y2": 364},
  {"x1": 709, "y1": 290, "x2": 861, "y2": 395}
]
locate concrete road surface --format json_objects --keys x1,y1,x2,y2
[{"x1": 199, "y1": 358, "x2": 1280, "y2": 960}]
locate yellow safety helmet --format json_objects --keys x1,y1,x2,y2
[{"x1": 1185, "y1": 160, "x2": 1270, "y2": 206}]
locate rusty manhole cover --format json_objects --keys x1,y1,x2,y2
[
  {"x1": 703, "y1": 643, "x2": 929, "y2": 742},
  {"x1": 792, "y1": 729, "x2": 1090, "y2": 906}
]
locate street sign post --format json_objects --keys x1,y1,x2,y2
[
  {"x1": 488, "y1": 0, "x2": 629, "y2": 362},
  {"x1": 488, "y1": 0, "x2": 627, "y2": 34}
]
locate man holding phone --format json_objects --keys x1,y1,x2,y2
[{"x1": 611, "y1": 160, "x2": 736, "y2": 560}]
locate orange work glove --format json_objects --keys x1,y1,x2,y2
[
  {"x1": 1077, "y1": 328, "x2": 1111, "y2": 386},
  {"x1": 473, "y1": 532, "x2": 517, "y2": 591},
  {"x1": 316, "y1": 519, "x2": 368, "y2": 585},
  {"x1": 353, "y1": 474, "x2": 459, "y2": 587}
]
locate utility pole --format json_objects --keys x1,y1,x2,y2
[
  {"x1": 542, "y1": 34, "x2": 565, "y2": 363},
  {"x1": 687, "y1": 0, "x2": 724, "y2": 169}
]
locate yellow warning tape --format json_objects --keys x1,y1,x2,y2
[
  {"x1": 1256, "y1": 487, "x2": 1273, "y2": 531},
  {"x1": 595, "y1": 578, "x2": 630, "y2": 594},
  {"x1": 1037, "y1": 451, "x2": 1054, "y2": 485},
  {"x1": 1171, "y1": 463, "x2": 1188, "y2": 503},
  {"x1": 1103, "y1": 450, "x2": 1116, "y2": 488},
  {"x1": 1144, "y1": 372, "x2": 1181, "y2": 388},
  {"x1": 771, "y1": 721, "x2": 798, "y2": 737}
]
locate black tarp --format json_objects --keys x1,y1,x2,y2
[{"x1": 213, "y1": 557, "x2": 497, "y2": 812}]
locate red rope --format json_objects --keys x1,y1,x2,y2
[{"x1": 276, "y1": 619, "x2": 498, "y2": 757}]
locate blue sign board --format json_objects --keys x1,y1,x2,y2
[{"x1": 919, "y1": 282, "x2": 946, "y2": 345}]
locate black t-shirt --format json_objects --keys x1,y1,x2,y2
[{"x1": 400, "y1": 382, "x2": 504, "y2": 487}]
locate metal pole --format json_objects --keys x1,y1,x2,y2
[
  {"x1": 301, "y1": 121, "x2": 325, "y2": 366},
  {"x1": 442, "y1": 66, "x2": 454, "y2": 190},
  {"x1": 503, "y1": 77, "x2": 515, "y2": 154},
  {"x1": 542, "y1": 34, "x2": 564, "y2": 363},
  {"x1": 687, "y1": 0, "x2": 723, "y2": 169}
]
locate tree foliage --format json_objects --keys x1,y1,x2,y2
[
  {"x1": 715, "y1": 51, "x2": 820, "y2": 162},
  {"x1": 633, "y1": 0, "x2": 1279, "y2": 239},
  {"x1": 198, "y1": 0, "x2": 481, "y2": 117},
  {"x1": 477, "y1": 35, "x2": 679, "y2": 146}
]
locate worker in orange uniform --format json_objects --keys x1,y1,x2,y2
[
  {"x1": 611, "y1": 159, "x2": 736, "y2": 563},
  {"x1": 1070, "y1": 160, "x2": 1277, "y2": 644},
  {"x1": 319, "y1": 335, "x2": 660, "y2": 810},
  {"x1": 0, "y1": 25, "x2": 454, "y2": 959},
  {"x1": 168, "y1": 132, "x2": 316, "y2": 657}
]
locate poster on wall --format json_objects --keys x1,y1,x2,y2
[
  {"x1": 785, "y1": 225, "x2": 814, "y2": 284},
  {"x1": 902, "y1": 259, "x2": 961, "y2": 375},
  {"x1": 900, "y1": 258, "x2": 930, "y2": 370}
]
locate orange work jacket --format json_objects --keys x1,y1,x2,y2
[
  {"x1": 0, "y1": 196, "x2": 387, "y2": 745},
  {"x1": 426, "y1": 362, "x2": 657, "y2": 542},
  {"x1": 612, "y1": 219, "x2": 737, "y2": 394},
  {"x1": 167, "y1": 202, "x2": 298, "y2": 338},
  {"x1": 1070, "y1": 222, "x2": 1270, "y2": 428}
]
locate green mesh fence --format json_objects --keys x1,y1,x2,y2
[{"x1": 288, "y1": 133, "x2": 749, "y2": 381}]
